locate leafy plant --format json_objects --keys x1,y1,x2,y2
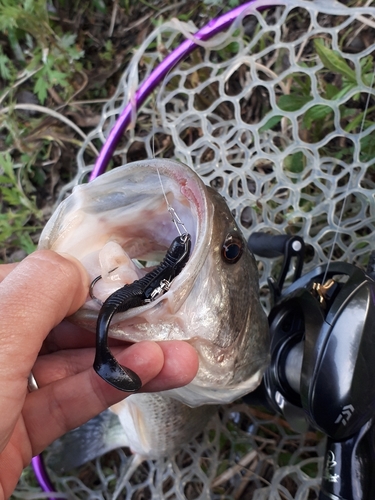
[
  {"x1": 0, "y1": 1, "x2": 88, "y2": 260},
  {"x1": 0, "y1": 1, "x2": 84, "y2": 103},
  {"x1": 0, "y1": 152, "x2": 43, "y2": 258},
  {"x1": 0, "y1": 45, "x2": 14, "y2": 80},
  {"x1": 260, "y1": 38, "x2": 375, "y2": 151}
]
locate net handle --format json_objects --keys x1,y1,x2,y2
[{"x1": 89, "y1": 0, "x2": 282, "y2": 180}]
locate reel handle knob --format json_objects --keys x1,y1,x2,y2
[
  {"x1": 248, "y1": 232, "x2": 303, "y2": 258},
  {"x1": 248, "y1": 232, "x2": 305, "y2": 303}
]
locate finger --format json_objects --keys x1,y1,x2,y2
[
  {"x1": 24, "y1": 341, "x2": 166, "y2": 454},
  {"x1": 32, "y1": 340, "x2": 199, "y2": 390},
  {"x1": 0, "y1": 262, "x2": 18, "y2": 282},
  {"x1": 33, "y1": 345, "x2": 132, "y2": 384},
  {"x1": 0, "y1": 250, "x2": 89, "y2": 373},
  {"x1": 141, "y1": 341, "x2": 199, "y2": 392},
  {"x1": 0, "y1": 250, "x2": 89, "y2": 446},
  {"x1": 40, "y1": 322, "x2": 96, "y2": 354}
]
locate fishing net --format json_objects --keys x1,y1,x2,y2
[
  {"x1": 14, "y1": 0, "x2": 375, "y2": 498},
  {"x1": 69, "y1": 0, "x2": 375, "y2": 311},
  {"x1": 17, "y1": 404, "x2": 323, "y2": 500}
]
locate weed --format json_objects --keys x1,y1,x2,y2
[
  {"x1": 260, "y1": 38, "x2": 375, "y2": 157},
  {"x1": 0, "y1": 152, "x2": 43, "y2": 258}
]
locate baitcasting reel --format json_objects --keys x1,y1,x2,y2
[{"x1": 246, "y1": 232, "x2": 375, "y2": 500}]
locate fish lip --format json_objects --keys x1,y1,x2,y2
[{"x1": 101, "y1": 159, "x2": 214, "y2": 318}]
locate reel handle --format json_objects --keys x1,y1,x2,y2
[
  {"x1": 248, "y1": 233, "x2": 292, "y2": 257},
  {"x1": 319, "y1": 418, "x2": 375, "y2": 500},
  {"x1": 248, "y1": 232, "x2": 305, "y2": 302}
]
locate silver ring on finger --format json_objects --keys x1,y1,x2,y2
[{"x1": 28, "y1": 372, "x2": 39, "y2": 392}]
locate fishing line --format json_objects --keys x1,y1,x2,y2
[
  {"x1": 151, "y1": 91, "x2": 189, "y2": 235},
  {"x1": 151, "y1": 58, "x2": 175, "y2": 160},
  {"x1": 152, "y1": 57, "x2": 190, "y2": 237},
  {"x1": 322, "y1": 68, "x2": 375, "y2": 284},
  {"x1": 156, "y1": 167, "x2": 188, "y2": 237}
]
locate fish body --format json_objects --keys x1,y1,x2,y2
[
  {"x1": 39, "y1": 158, "x2": 269, "y2": 460},
  {"x1": 47, "y1": 400, "x2": 217, "y2": 471}
]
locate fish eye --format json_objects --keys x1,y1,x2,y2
[{"x1": 221, "y1": 233, "x2": 244, "y2": 264}]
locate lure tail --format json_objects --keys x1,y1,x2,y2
[
  {"x1": 94, "y1": 346, "x2": 142, "y2": 392},
  {"x1": 94, "y1": 292, "x2": 144, "y2": 392}
]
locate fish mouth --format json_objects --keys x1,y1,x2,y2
[
  {"x1": 40, "y1": 159, "x2": 212, "y2": 325},
  {"x1": 39, "y1": 158, "x2": 269, "y2": 404}
]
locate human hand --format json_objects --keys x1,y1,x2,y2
[{"x1": 0, "y1": 250, "x2": 199, "y2": 498}]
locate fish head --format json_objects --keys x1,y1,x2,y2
[
  {"x1": 39, "y1": 159, "x2": 269, "y2": 406},
  {"x1": 168, "y1": 185, "x2": 270, "y2": 406}
]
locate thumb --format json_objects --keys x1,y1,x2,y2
[
  {"x1": 0, "y1": 250, "x2": 89, "y2": 453},
  {"x1": 0, "y1": 250, "x2": 89, "y2": 394}
]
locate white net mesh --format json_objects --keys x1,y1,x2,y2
[
  {"x1": 16, "y1": 404, "x2": 323, "y2": 500},
  {"x1": 68, "y1": 0, "x2": 375, "y2": 311},
  {"x1": 14, "y1": 1, "x2": 375, "y2": 498}
]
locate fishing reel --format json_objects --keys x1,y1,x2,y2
[{"x1": 246, "y1": 233, "x2": 375, "y2": 500}]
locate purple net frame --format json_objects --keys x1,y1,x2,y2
[{"x1": 89, "y1": 0, "x2": 280, "y2": 180}]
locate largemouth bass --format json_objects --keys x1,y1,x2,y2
[{"x1": 39, "y1": 158, "x2": 269, "y2": 462}]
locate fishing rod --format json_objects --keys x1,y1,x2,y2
[{"x1": 246, "y1": 232, "x2": 375, "y2": 500}]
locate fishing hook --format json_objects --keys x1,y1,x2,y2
[
  {"x1": 92, "y1": 233, "x2": 191, "y2": 392},
  {"x1": 89, "y1": 267, "x2": 119, "y2": 303}
]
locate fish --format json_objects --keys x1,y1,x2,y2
[
  {"x1": 39, "y1": 158, "x2": 269, "y2": 464},
  {"x1": 46, "y1": 395, "x2": 217, "y2": 470}
]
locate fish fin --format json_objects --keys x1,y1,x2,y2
[{"x1": 44, "y1": 410, "x2": 129, "y2": 472}]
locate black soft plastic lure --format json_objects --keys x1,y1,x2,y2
[{"x1": 92, "y1": 233, "x2": 191, "y2": 392}]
